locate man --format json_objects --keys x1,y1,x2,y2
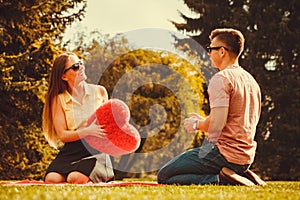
[{"x1": 157, "y1": 28, "x2": 266, "y2": 186}]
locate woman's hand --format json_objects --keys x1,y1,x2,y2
[{"x1": 78, "y1": 119, "x2": 107, "y2": 138}]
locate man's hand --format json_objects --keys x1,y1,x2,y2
[
  {"x1": 184, "y1": 116, "x2": 199, "y2": 133},
  {"x1": 184, "y1": 113, "x2": 210, "y2": 133}
]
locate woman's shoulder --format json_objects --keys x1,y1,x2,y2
[
  {"x1": 86, "y1": 83, "x2": 106, "y2": 91},
  {"x1": 85, "y1": 83, "x2": 107, "y2": 97},
  {"x1": 57, "y1": 90, "x2": 71, "y2": 103}
]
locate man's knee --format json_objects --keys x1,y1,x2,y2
[{"x1": 157, "y1": 169, "x2": 167, "y2": 184}]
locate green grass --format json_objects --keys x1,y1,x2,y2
[{"x1": 1, "y1": 181, "x2": 299, "y2": 200}]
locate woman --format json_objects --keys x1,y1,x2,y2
[{"x1": 43, "y1": 52, "x2": 114, "y2": 184}]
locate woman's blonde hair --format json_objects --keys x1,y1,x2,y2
[{"x1": 42, "y1": 52, "x2": 76, "y2": 148}]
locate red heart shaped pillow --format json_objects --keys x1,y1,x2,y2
[{"x1": 84, "y1": 99, "x2": 141, "y2": 156}]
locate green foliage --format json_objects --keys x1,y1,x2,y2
[
  {"x1": 175, "y1": 0, "x2": 300, "y2": 180},
  {"x1": 1, "y1": 181, "x2": 299, "y2": 200},
  {"x1": 0, "y1": 0, "x2": 87, "y2": 180},
  {"x1": 0, "y1": 123, "x2": 58, "y2": 180},
  {"x1": 83, "y1": 33, "x2": 132, "y2": 84}
]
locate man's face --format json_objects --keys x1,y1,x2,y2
[{"x1": 208, "y1": 37, "x2": 227, "y2": 69}]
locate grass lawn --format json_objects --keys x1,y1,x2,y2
[{"x1": 1, "y1": 181, "x2": 299, "y2": 200}]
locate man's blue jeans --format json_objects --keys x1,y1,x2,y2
[{"x1": 157, "y1": 141, "x2": 250, "y2": 185}]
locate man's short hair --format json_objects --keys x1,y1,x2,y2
[{"x1": 209, "y1": 28, "x2": 245, "y2": 56}]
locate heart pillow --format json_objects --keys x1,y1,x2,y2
[{"x1": 84, "y1": 99, "x2": 141, "y2": 156}]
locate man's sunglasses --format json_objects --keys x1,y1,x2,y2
[
  {"x1": 206, "y1": 46, "x2": 229, "y2": 53},
  {"x1": 64, "y1": 60, "x2": 84, "y2": 73}
]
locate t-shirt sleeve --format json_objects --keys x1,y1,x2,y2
[{"x1": 208, "y1": 74, "x2": 231, "y2": 108}]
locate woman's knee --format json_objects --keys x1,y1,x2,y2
[
  {"x1": 45, "y1": 172, "x2": 66, "y2": 183},
  {"x1": 67, "y1": 171, "x2": 90, "y2": 184}
]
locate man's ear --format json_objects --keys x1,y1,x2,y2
[
  {"x1": 221, "y1": 47, "x2": 226, "y2": 55},
  {"x1": 220, "y1": 48, "x2": 227, "y2": 57}
]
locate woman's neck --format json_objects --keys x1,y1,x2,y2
[{"x1": 68, "y1": 81, "x2": 85, "y2": 103}]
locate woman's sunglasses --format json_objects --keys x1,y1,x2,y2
[{"x1": 64, "y1": 60, "x2": 84, "y2": 73}]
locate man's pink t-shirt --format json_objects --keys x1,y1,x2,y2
[{"x1": 207, "y1": 65, "x2": 261, "y2": 165}]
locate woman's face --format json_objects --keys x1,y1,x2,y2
[{"x1": 62, "y1": 55, "x2": 87, "y2": 84}]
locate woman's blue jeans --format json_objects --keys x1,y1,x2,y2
[{"x1": 157, "y1": 141, "x2": 250, "y2": 185}]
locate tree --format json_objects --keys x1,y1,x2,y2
[
  {"x1": 173, "y1": 0, "x2": 300, "y2": 180},
  {"x1": 0, "y1": 0, "x2": 87, "y2": 180}
]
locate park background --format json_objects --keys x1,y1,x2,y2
[{"x1": 0, "y1": 0, "x2": 299, "y2": 181}]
